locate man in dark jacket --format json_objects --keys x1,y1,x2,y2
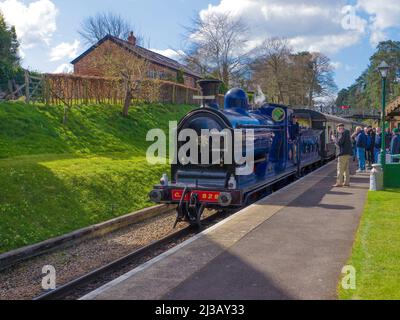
[
  {"x1": 391, "y1": 128, "x2": 400, "y2": 163},
  {"x1": 355, "y1": 127, "x2": 367, "y2": 172},
  {"x1": 332, "y1": 124, "x2": 352, "y2": 187},
  {"x1": 366, "y1": 126, "x2": 375, "y2": 166}
]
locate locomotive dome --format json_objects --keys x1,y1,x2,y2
[{"x1": 224, "y1": 88, "x2": 249, "y2": 110}]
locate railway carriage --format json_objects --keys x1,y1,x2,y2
[{"x1": 293, "y1": 109, "x2": 364, "y2": 160}]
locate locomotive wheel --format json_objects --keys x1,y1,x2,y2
[
  {"x1": 174, "y1": 203, "x2": 205, "y2": 228},
  {"x1": 187, "y1": 202, "x2": 205, "y2": 228}
]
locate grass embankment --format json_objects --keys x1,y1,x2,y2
[
  {"x1": 339, "y1": 189, "x2": 400, "y2": 299},
  {"x1": 0, "y1": 102, "x2": 194, "y2": 253}
]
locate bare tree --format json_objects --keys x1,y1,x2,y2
[
  {"x1": 287, "y1": 51, "x2": 314, "y2": 106},
  {"x1": 79, "y1": 12, "x2": 143, "y2": 45},
  {"x1": 251, "y1": 38, "x2": 292, "y2": 104},
  {"x1": 180, "y1": 45, "x2": 212, "y2": 76},
  {"x1": 251, "y1": 38, "x2": 337, "y2": 107},
  {"x1": 304, "y1": 52, "x2": 338, "y2": 107},
  {"x1": 87, "y1": 41, "x2": 154, "y2": 117},
  {"x1": 183, "y1": 12, "x2": 249, "y2": 86}
]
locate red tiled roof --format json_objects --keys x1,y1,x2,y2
[{"x1": 71, "y1": 35, "x2": 201, "y2": 79}]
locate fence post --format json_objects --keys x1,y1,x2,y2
[
  {"x1": 25, "y1": 70, "x2": 30, "y2": 104},
  {"x1": 42, "y1": 74, "x2": 47, "y2": 104},
  {"x1": 172, "y1": 84, "x2": 176, "y2": 104}
]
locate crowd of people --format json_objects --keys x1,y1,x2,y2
[
  {"x1": 351, "y1": 126, "x2": 400, "y2": 173},
  {"x1": 332, "y1": 123, "x2": 400, "y2": 187}
]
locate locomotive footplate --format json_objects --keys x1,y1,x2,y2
[
  {"x1": 149, "y1": 186, "x2": 242, "y2": 227},
  {"x1": 150, "y1": 186, "x2": 242, "y2": 206}
]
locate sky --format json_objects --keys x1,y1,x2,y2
[{"x1": 0, "y1": 0, "x2": 399, "y2": 91}]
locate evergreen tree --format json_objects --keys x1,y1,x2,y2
[
  {"x1": 336, "y1": 40, "x2": 400, "y2": 113},
  {"x1": 0, "y1": 12, "x2": 22, "y2": 93},
  {"x1": 10, "y1": 26, "x2": 19, "y2": 64}
]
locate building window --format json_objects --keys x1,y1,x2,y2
[{"x1": 147, "y1": 70, "x2": 157, "y2": 79}]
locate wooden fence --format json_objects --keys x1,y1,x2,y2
[{"x1": 23, "y1": 73, "x2": 223, "y2": 107}]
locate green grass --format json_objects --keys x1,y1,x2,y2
[
  {"x1": 0, "y1": 101, "x2": 194, "y2": 253},
  {"x1": 0, "y1": 101, "x2": 193, "y2": 158},
  {"x1": 338, "y1": 189, "x2": 400, "y2": 300}
]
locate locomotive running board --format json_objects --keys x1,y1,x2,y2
[
  {"x1": 242, "y1": 169, "x2": 297, "y2": 205},
  {"x1": 241, "y1": 169, "x2": 297, "y2": 194}
]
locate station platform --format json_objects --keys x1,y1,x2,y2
[{"x1": 82, "y1": 161, "x2": 369, "y2": 300}]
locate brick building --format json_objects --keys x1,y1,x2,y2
[{"x1": 71, "y1": 33, "x2": 201, "y2": 88}]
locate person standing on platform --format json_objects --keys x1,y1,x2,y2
[
  {"x1": 353, "y1": 126, "x2": 367, "y2": 173},
  {"x1": 332, "y1": 123, "x2": 352, "y2": 187},
  {"x1": 369, "y1": 127, "x2": 376, "y2": 164},
  {"x1": 385, "y1": 129, "x2": 392, "y2": 151},
  {"x1": 374, "y1": 127, "x2": 382, "y2": 164},
  {"x1": 351, "y1": 129, "x2": 357, "y2": 162},
  {"x1": 390, "y1": 128, "x2": 400, "y2": 163},
  {"x1": 365, "y1": 127, "x2": 375, "y2": 167}
]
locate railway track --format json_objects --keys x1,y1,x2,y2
[
  {"x1": 33, "y1": 209, "x2": 232, "y2": 300},
  {"x1": 29, "y1": 160, "x2": 328, "y2": 300}
]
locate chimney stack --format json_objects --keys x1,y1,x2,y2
[
  {"x1": 128, "y1": 31, "x2": 136, "y2": 46},
  {"x1": 197, "y1": 79, "x2": 222, "y2": 108}
]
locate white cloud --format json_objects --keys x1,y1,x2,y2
[
  {"x1": 197, "y1": 0, "x2": 368, "y2": 54},
  {"x1": 356, "y1": 0, "x2": 400, "y2": 46},
  {"x1": 288, "y1": 32, "x2": 362, "y2": 55},
  {"x1": 357, "y1": 0, "x2": 400, "y2": 30},
  {"x1": 50, "y1": 40, "x2": 80, "y2": 62},
  {"x1": 53, "y1": 63, "x2": 73, "y2": 74},
  {"x1": 331, "y1": 61, "x2": 342, "y2": 70},
  {"x1": 197, "y1": 0, "x2": 400, "y2": 53},
  {"x1": 19, "y1": 48, "x2": 25, "y2": 59},
  {"x1": 151, "y1": 48, "x2": 185, "y2": 61},
  {"x1": 0, "y1": 0, "x2": 58, "y2": 48}
]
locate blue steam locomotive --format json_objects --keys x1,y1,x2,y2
[{"x1": 149, "y1": 80, "x2": 354, "y2": 226}]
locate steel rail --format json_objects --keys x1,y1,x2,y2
[{"x1": 33, "y1": 210, "x2": 225, "y2": 300}]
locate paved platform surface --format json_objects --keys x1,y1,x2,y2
[{"x1": 82, "y1": 161, "x2": 369, "y2": 300}]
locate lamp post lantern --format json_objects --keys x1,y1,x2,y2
[{"x1": 377, "y1": 61, "x2": 389, "y2": 166}]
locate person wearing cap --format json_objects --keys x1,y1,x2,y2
[
  {"x1": 331, "y1": 123, "x2": 352, "y2": 187},
  {"x1": 390, "y1": 128, "x2": 400, "y2": 163}
]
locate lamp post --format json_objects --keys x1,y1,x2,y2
[{"x1": 377, "y1": 61, "x2": 389, "y2": 166}]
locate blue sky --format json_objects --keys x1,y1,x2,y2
[{"x1": 1, "y1": 0, "x2": 399, "y2": 91}]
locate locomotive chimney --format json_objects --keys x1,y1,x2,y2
[
  {"x1": 127, "y1": 31, "x2": 136, "y2": 46},
  {"x1": 197, "y1": 79, "x2": 222, "y2": 109}
]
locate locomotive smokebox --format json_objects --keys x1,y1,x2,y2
[{"x1": 197, "y1": 79, "x2": 222, "y2": 109}]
